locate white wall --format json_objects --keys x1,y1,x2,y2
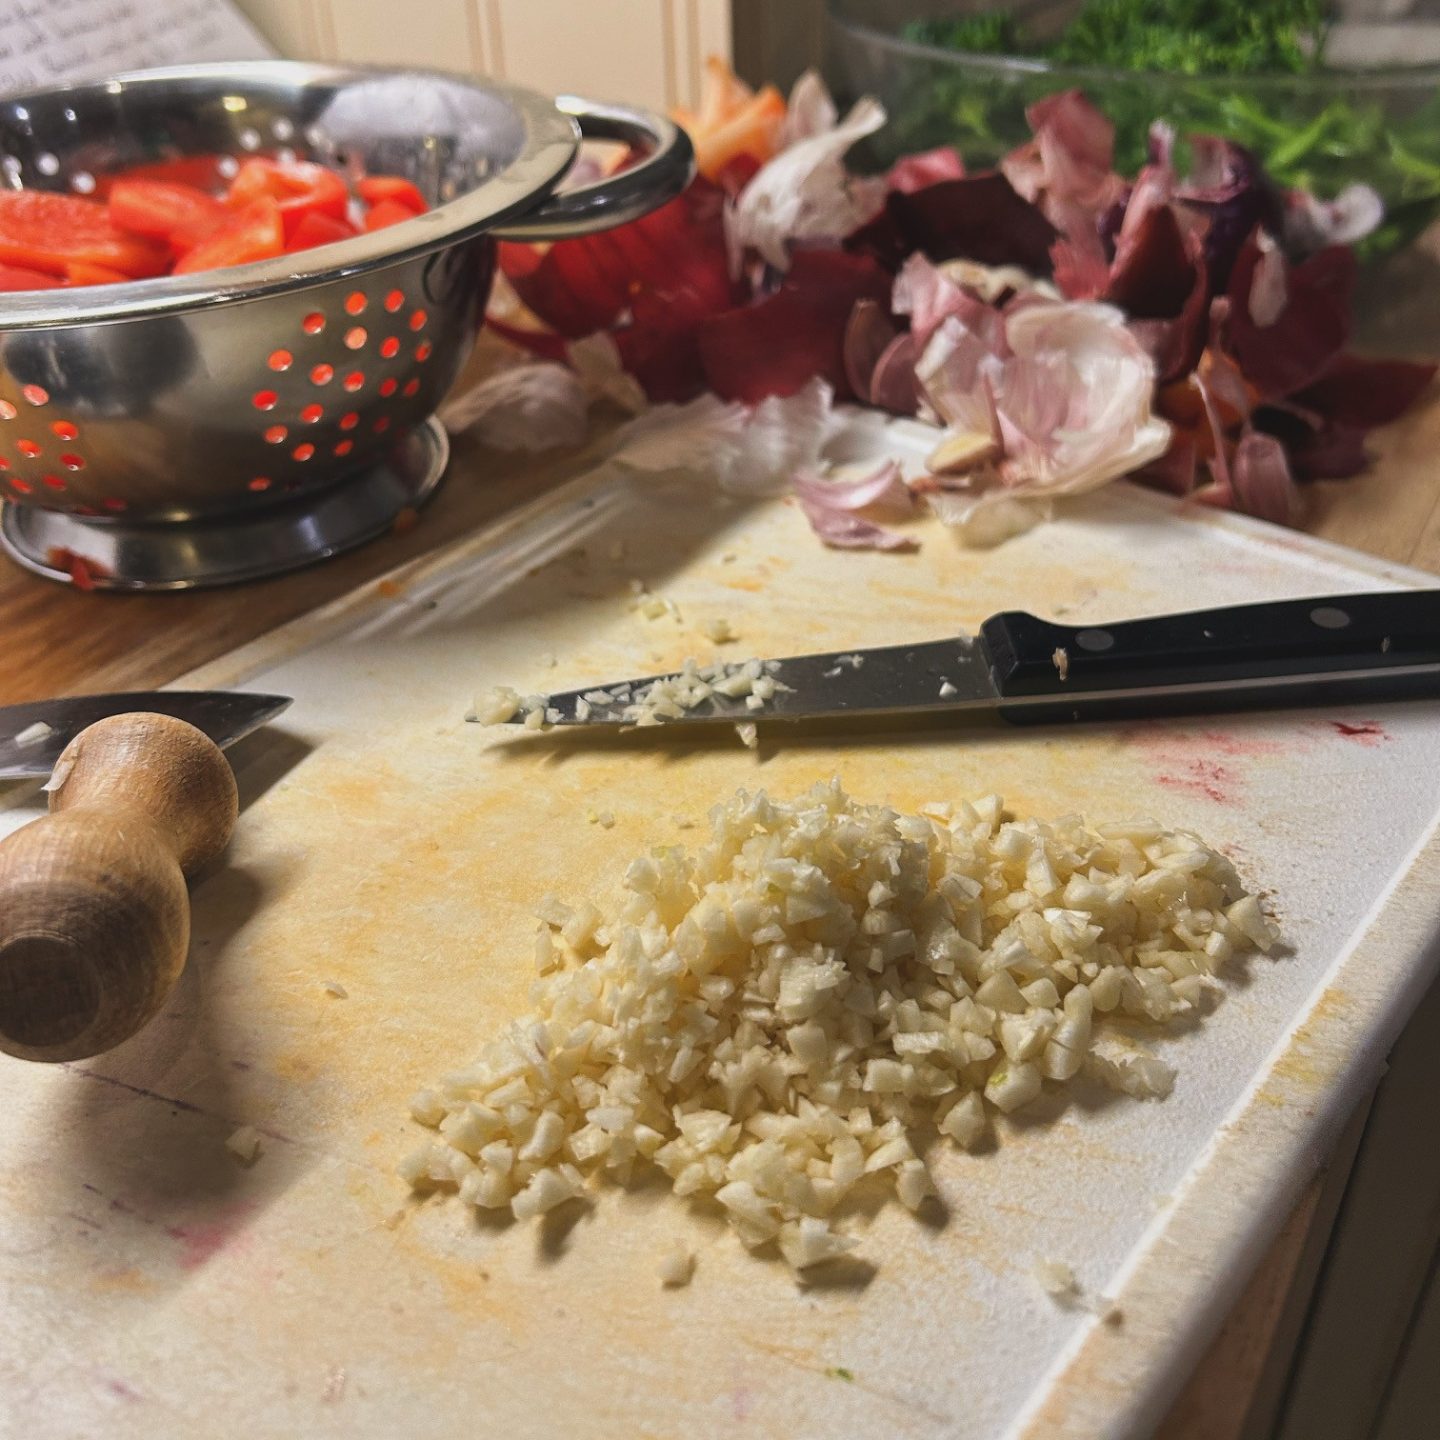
[{"x1": 234, "y1": 0, "x2": 732, "y2": 112}]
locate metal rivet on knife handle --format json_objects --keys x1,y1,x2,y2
[{"x1": 0, "y1": 713, "x2": 238, "y2": 1063}]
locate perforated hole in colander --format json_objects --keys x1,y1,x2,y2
[{"x1": 181, "y1": 275, "x2": 445, "y2": 510}]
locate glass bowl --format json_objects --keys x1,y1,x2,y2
[{"x1": 826, "y1": 3, "x2": 1440, "y2": 353}]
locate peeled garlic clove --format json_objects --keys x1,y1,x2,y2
[{"x1": 926, "y1": 430, "x2": 1000, "y2": 475}]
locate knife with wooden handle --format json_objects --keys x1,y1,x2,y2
[
  {"x1": 501, "y1": 590, "x2": 1440, "y2": 731},
  {"x1": 0, "y1": 692, "x2": 289, "y2": 1063}
]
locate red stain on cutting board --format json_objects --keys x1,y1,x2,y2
[
  {"x1": 1156, "y1": 758, "x2": 1235, "y2": 804},
  {"x1": 164, "y1": 1200, "x2": 258, "y2": 1270},
  {"x1": 1123, "y1": 726, "x2": 1288, "y2": 806},
  {"x1": 1329, "y1": 720, "x2": 1388, "y2": 745}
]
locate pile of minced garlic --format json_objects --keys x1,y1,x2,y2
[{"x1": 402, "y1": 782, "x2": 1276, "y2": 1271}]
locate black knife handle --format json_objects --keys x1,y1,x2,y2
[{"x1": 980, "y1": 591, "x2": 1440, "y2": 716}]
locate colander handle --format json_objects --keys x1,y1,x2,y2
[{"x1": 490, "y1": 95, "x2": 695, "y2": 241}]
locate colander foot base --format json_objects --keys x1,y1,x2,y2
[{"x1": 0, "y1": 419, "x2": 449, "y2": 591}]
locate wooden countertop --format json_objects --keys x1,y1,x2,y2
[{"x1": 3, "y1": 364, "x2": 1436, "y2": 1437}]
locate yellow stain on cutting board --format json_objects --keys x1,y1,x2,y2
[{"x1": 1253, "y1": 985, "x2": 1354, "y2": 1103}]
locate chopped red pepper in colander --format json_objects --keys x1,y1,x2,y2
[
  {"x1": 0, "y1": 160, "x2": 430, "y2": 289},
  {"x1": 0, "y1": 191, "x2": 168, "y2": 280},
  {"x1": 356, "y1": 175, "x2": 427, "y2": 215},
  {"x1": 226, "y1": 158, "x2": 351, "y2": 242},
  {"x1": 107, "y1": 178, "x2": 227, "y2": 246},
  {"x1": 172, "y1": 197, "x2": 286, "y2": 275},
  {"x1": 288, "y1": 210, "x2": 361, "y2": 251},
  {"x1": 0, "y1": 264, "x2": 64, "y2": 291}
]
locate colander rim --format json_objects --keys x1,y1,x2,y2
[{"x1": 0, "y1": 60, "x2": 580, "y2": 330}]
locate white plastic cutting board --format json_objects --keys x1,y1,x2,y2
[{"x1": 3, "y1": 414, "x2": 1440, "y2": 1440}]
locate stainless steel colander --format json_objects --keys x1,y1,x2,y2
[{"x1": 0, "y1": 61, "x2": 691, "y2": 589}]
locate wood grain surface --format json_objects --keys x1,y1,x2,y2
[{"x1": 1, "y1": 360, "x2": 1436, "y2": 1439}]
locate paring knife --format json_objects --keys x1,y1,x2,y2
[
  {"x1": 0, "y1": 691, "x2": 290, "y2": 1065},
  {"x1": 511, "y1": 591, "x2": 1440, "y2": 730},
  {"x1": 0, "y1": 690, "x2": 291, "y2": 779}
]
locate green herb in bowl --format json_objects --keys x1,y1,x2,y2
[{"x1": 834, "y1": 0, "x2": 1440, "y2": 257}]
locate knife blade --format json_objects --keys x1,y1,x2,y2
[
  {"x1": 504, "y1": 590, "x2": 1440, "y2": 731},
  {"x1": 0, "y1": 690, "x2": 292, "y2": 779}
]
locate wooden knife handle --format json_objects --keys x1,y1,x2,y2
[{"x1": 0, "y1": 713, "x2": 238, "y2": 1063}]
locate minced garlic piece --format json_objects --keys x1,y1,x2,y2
[
  {"x1": 628, "y1": 579, "x2": 681, "y2": 623},
  {"x1": 469, "y1": 686, "x2": 521, "y2": 726},
  {"x1": 322, "y1": 980, "x2": 349, "y2": 999},
  {"x1": 735, "y1": 722, "x2": 758, "y2": 749},
  {"x1": 658, "y1": 1243, "x2": 696, "y2": 1287},
  {"x1": 1033, "y1": 1258, "x2": 1079, "y2": 1300},
  {"x1": 404, "y1": 783, "x2": 1275, "y2": 1271},
  {"x1": 703, "y1": 617, "x2": 738, "y2": 644},
  {"x1": 225, "y1": 1126, "x2": 262, "y2": 1165}
]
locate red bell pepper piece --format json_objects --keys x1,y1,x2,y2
[
  {"x1": 287, "y1": 209, "x2": 361, "y2": 252},
  {"x1": 108, "y1": 178, "x2": 226, "y2": 246},
  {"x1": 362, "y1": 198, "x2": 418, "y2": 232},
  {"x1": 0, "y1": 191, "x2": 168, "y2": 279},
  {"x1": 227, "y1": 159, "x2": 350, "y2": 242},
  {"x1": 93, "y1": 154, "x2": 231, "y2": 199},
  {"x1": 63, "y1": 261, "x2": 133, "y2": 286},
  {"x1": 0, "y1": 263, "x2": 64, "y2": 290},
  {"x1": 357, "y1": 175, "x2": 427, "y2": 214},
  {"x1": 172, "y1": 197, "x2": 285, "y2": 275}
]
